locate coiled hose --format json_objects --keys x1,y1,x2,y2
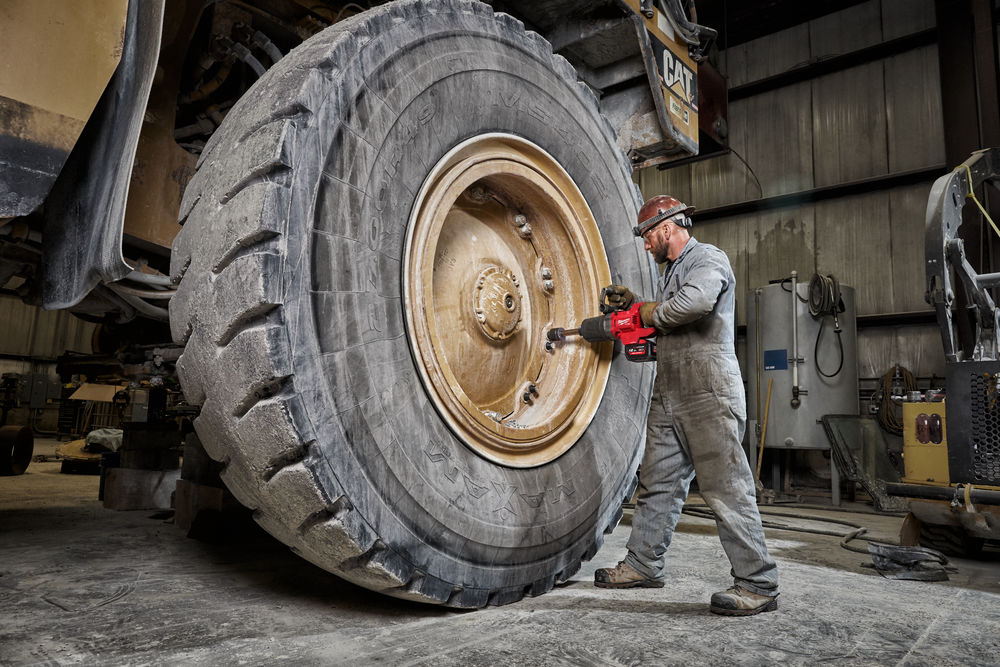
[{"x1": 808, "y1": 273, "x2": 845, "y2": 378}]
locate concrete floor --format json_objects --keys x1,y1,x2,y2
[{"x1": 2, "y1": 439, "x2": 1000, "y2": 666}]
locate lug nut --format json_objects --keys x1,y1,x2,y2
[{"x1": 513, "y1": 214, "x2": 532, "y2": 238}]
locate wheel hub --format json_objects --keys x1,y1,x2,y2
[
  {"x1": 404, "y1": 134, "x2": 613, "y2": 467},
  {"x1": 474, "y1": 266, "x2": 522, "y2": 342}
]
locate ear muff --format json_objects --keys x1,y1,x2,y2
[{"x1": 634, "y1": 196, "x2": 696, "y2": 236}]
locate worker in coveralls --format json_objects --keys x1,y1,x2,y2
[{"x1": 594, "y1": 195, "x2": 780, "y2": 616}]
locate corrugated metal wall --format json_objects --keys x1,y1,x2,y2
[
  {"x1": 638, "y1": 0, "x2": 945, "y2": 380},
  {"x1": 0, "y1": 296, "x2": 95, "y2": 359}
]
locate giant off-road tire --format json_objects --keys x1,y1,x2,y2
[{"x1": 170, "y1": 0, "x2": 655, "y2": 607}]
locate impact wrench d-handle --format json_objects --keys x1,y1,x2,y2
[{"x1": 546, "y1": 302, "x2": 657, "y2": 362}]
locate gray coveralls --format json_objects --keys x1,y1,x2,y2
[{"x1": 624, "y1": 238, "x2": 779, "y2": 596}]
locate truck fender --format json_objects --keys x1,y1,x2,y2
[{"x1": 41, "y1": 0, "x2": 165, "y2": 310}]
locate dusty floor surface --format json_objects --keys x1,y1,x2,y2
[{"x1": 2, "y1": 439, "x2": 1000, "y2": 666}]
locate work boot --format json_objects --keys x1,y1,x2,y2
[
  {"x1": 594, "y1": 561, "x2": 665, "y2": 589},
  {"x1": 709, "y1": 585, "x2": 778, "y2": 616}
]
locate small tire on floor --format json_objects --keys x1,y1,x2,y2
[{"x1": 0, "y1": 425, "x2": 34, "y2": 476}]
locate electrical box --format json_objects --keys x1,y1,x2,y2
[{"x1": 26, "y1": 374, "x2": 60, "y2": 409}]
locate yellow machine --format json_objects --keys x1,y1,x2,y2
[
  {"x1": 0, "y1": 0, "x2": 130, "y2": 218},
  {"x1": 896, "y1": 395, "x2": 1000, "y2": 555},
  {"x1": 888, "y1": 148, "x2": 1000, "y2": 556}
]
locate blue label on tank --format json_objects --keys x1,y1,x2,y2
[{"x1": 764, "y1": 349, "x2": 788, "y2": 371}]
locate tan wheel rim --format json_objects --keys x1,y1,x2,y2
[{"x1": 404, "y1": 134, "x2": 613, "y2": 467}]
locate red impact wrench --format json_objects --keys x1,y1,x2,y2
[{"x1": 546, "y1": 293, "x2": 657, "y2": 362}]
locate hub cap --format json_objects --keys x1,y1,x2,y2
[{"x1": 404, "y1": 135, "x2": 612, "y2": 467}]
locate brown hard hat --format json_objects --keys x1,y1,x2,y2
[{"x1": 633, "y1": 195, "x2": 695, "y2": 237}]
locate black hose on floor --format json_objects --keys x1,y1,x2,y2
[
  {"x1": 679, "y1": 503, "x2": 956, "y2": 579},
  {"x1": 681, "y1": 503, "x2": 892, "y2": 554}
]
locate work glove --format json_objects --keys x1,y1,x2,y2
[
  {"x1": 602, "y1": 284, "x2": 636, "y2": 310},
  {"x1": 639, "y1": 301, "x2": 660, "y2": 327}
]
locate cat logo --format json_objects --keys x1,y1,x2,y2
[{"x1": 662, "y1": 48, "x2": 695, "y2": 107}]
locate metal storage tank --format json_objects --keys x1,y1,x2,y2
[{"x1": 746, "y1": 273, "x2": 859, "y2": 453}]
